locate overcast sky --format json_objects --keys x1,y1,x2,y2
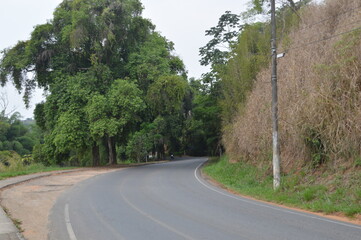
[{"x1": 0, "y1": 0, "x2": 248, "y2": 119}]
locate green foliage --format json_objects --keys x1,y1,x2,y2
[
  {"x1": 147, "y1": 75, "x2": 188, "y2": 116},
  {"x1": 126, "y1": 131, "x2": 152, "y2": 162},
  {"x1": 220, "y1": 22, "x2": 270, "y2": 124},
  {"x1": 0, "y1": 151, "x2": 21, "y2": 167},
  {"x1": 304, "y1": 128, "x2": 328, "y2": 168},
  {"x1": 204, "y1": 156, "x2": 361, "y2": 217},
  {"x1": 183, "y1": 85, "x2": 222, "y2": 156},
  {"x1": 1, "y1": 0, "x2": 210, "y2": 165},
  {"x1": 354, "y1": 157, "x2": 361, "y2": 168},
  {"x1": 1, "y1": 0, "x2": 151, "y2": 101},
  {"x1": 126, "y1": 33, "x2": 186, "y2": 91},
  {"x1": 0, "y1": 113, "x2": 40, "y2": 156},
  {"x1": 87, "y1": 79, "x2": 145, "y2": 139},
  {"x1": 199, "y1": 11, "x2": 242, "y2": 67},
  {"x1": 54, "y1": 110, "x2": 89, "y2": 152},
  {"x1": 301, "y1": 186, "x2": 327, "y2": 202}
]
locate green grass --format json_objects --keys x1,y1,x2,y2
[
  {"x1": 203, "y1": 156, "x2": 361, "y2": 218},
  {"x1": 0, "y1": 163, "x2": 76, "y2": 180}
]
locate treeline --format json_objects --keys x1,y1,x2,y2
[
  {"x1": 0, "y1": 112, "x2": 41, "y2": 156},
  {"x1": 0, "y1": 0, "x2": 221, "y2": 166}
]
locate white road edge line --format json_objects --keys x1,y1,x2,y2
[
  {"x1": 194, "y1": 161, "x2": 361, "y2": 231},
  {"x1": 65, "y1": 204, "x2": 78, "y2": 240}
]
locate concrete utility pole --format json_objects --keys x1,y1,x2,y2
[{"x1": 271, "y1": 0, "x2": 281, "y2": 190}]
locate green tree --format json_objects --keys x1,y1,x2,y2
[
  {"x1": 199, "y1": 11, "x2": 242, "y2": 67},
  {"x1": 87, "y1": 79, "x2": 145, "y2": 164},
  {"x1": 147, "y1": 75, "x2": 188, "y2": 116},
  {"x1": 0, "y1": 111, "x2": 40, "y2": 156},
  {"x1": 1, "y1": 0, "x2": 191, "y2": 164},
  {"x1": 126, "y1": 32, "x2": 186, "y2": 92},
  {"x1": 126, "y1": 130, "x2": 152, "y2": 163},
  {"x1": 0, "y1": 0, "x2": 152, "y2": 103}
]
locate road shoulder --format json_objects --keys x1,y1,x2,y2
[
  {"x1": 0, "y1": 168, "x2": 117, "y2": 240},
  {"x1": 199, "y1": 165, "x2": 361, "y2": 227}
]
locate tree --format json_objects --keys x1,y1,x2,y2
[
  {"x1": 87, "y1": 79, "x2": 145, "y2": 164},
  {"x1": 1, "y1": 0, "x2": 191, "y2": 165},
  {"x1": 199, "y1": 11, "x2": 243, "y2": 68},
  {"x1": 0, "y1": 111, "x2": 40, "y2": 156},
  {"x1": 126, "y1": 32, "x2": 186, "y2": 92},
  {"x1": 0, "y1": 0, "x2": 157, "y2": 166},
  {"x1": 0, "y1": 0, "x2": 153, "y2": 104},
  {"x1": 147, "y1": 75, "x2": 188, "y2": 116},
  {"x1": 126, "y1": 130, "x2": 152, "y2": 163}
]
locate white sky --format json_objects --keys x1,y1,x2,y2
[{"x1": 0, "y1": 0, "x2": 248, "y2": 119}]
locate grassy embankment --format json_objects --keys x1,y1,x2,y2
[
  {"x1": 212, "y1": 0, "x2": 361, "y2": 219},
  {"x1": 203, "y1": 156, "x2": 361, "y2": 218},
  {"x1": 0, "y1": 164, "x2": 75, "y2": 180},
  {"x1": 0, "y1": 151, "x2": 76, "y2": 180}
]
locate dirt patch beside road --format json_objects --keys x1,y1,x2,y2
[{"x1": 0, "y1": 168, "x2": 118, "y2": 240}]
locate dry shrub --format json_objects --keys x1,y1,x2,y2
[{"x1": 224, "y1": 0, "x2": 361, "y2": 172}]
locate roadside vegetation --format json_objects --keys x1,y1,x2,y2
[
  {"x1": 202, "y1": 0, "x2": 361, "y2": 218},
  {"x1": 0, "y1": 0, "x2": 221, "y2": 168},
  {"x1": 0, "y1": 150, "x2": 74, "y2": 180},
  {"x1": 204, "y1": 156, "x2": 361, "y2": 218}
]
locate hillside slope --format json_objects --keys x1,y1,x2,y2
[
  {"x1": 217, "y1": 0, "x2": 361, "y2": 217},
  {"x1": 225, "y1": 0, "x2": 361, "y2": 171}
]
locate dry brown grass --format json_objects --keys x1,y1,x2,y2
[{"x1": 224, "y1": 0, "x2": 361, "y2": 172}]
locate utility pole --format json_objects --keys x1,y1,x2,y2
[{"x1": 271, "y1": 0, "x2": 281, "y2": 190}]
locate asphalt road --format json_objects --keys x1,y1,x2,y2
[{"x1": 48, "y1": 158, "x2": 361, "y2": 240}]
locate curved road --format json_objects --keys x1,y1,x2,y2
[{"x1": 49, "y1": 158, "x2": 361, "y2": 240}]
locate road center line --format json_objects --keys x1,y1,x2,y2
[
  {"x1": 65, "y1": 204, "x2": 78, "y2": 240},
  {"x1": 119, "y1": 181, "x2": 196, "y2": 240},
  {"x1": 194, "y1": 161, "x2": 361, "y2": 231}
]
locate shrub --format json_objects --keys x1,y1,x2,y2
[{"x1": 32, "y1": 144, "x2": 49, "y2": 165}]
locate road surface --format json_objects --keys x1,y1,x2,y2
[{"x1": 48, "y1": 158, "x2": 361, "y2": 240}]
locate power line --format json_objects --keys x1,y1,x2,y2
[
  {"x1": 281, "y1": 26, "x2": 361, "y2": 52},
  {"x1": 288, "y1": 19, "x2": 361, "y2": 48},
  {"x1": 297, "y1": 4, "x2": 361, "y2": 31}
]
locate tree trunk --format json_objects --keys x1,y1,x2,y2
[
  {"x1": 92, "y1": 142, "x2": 100, "y2": 167},
  {"x1": 107, "y1": 136, "x2": 116, "y2": 165}
]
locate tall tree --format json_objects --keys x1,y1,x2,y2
[
  {"x1": 0, "y1": 0, "x2": 155, "y2": 165},
  {"x1": 87, "y1": 79, "x2": 144, "y2": 165}
]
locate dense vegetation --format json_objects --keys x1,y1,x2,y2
[
  {"x1": 203, "y1": 0, "x2": 361, "y2": 217},
  {"x1": 0, "y1": 112, "x2": 41, "y2": 156},
  {"x1": 221, "y1": 0, "x2": 361, "y2": 171},
  {"x1": 0, "y1": 0, "x2": 220, "y2": 167}
]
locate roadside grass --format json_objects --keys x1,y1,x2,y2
[
  {"x1": 0, "y1": 159, "x2": 166, "y2": 180},
  {"x1": 203, "y1": 156, "x2": 361, "y2": 218},
  {"x1": 0, "y1": 163, "x2": 76, "y2": 180}
]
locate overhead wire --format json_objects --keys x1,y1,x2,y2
[
  {"x1": 280, "y1": 25, "x2": 361, "y2": 52},
  {"x1": 296, "y1": 4, "x2": 361, "y2": 31}
]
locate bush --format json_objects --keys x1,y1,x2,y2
[
  {"x1": 32, "y1": 144, "x2": 49, "y2": 165},
  {"x1": 0, "y1": 150, "x2": 24, "y2": 171}
]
